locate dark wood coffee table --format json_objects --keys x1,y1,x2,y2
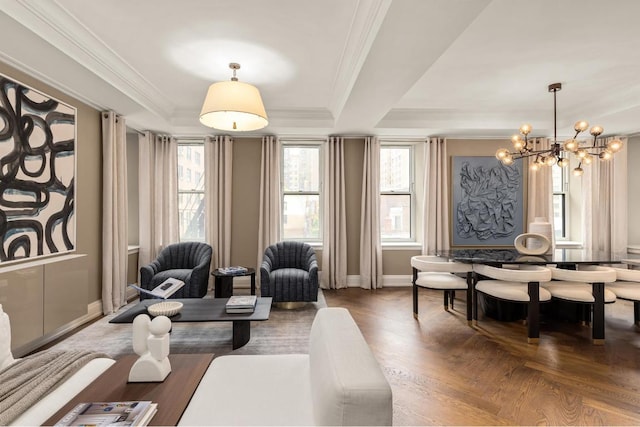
[
  {"x1": 110, "y1": 298, "x2": 272, "y2": 349},
  {"x1": 44, "y1": 354, "x2": 213, "y2": 426}
]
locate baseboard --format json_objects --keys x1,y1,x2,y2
[
  {"x1": 13, "y1": 299, "x2": 104, "y2": 357},
  {"x1": 382, "y1": 275, "x2": 412, "y2": 287},
  {"x1": 345, "y1": 274, "x2": 411, "y2": 288}
]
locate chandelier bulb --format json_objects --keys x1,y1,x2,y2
[
  {"x1": 501, "y1": 155, "x2": 514, "y2": 165},
  {"x1": 519, "y1": 124, "x2": 532, "y2": 135},
  {"x1": 583, "y1": 154, "x2": 593, "y2": 165},
  {"x1": 574, "y1": 121, "x2": 589, "y2": 132},
  {"x1": 530, "y1": 162, "x2": 540, "y2": 171},
  {"x1": 563, "y1": 139, "x2": 579, "y2": 152},
  {"x1": 607, "y1": 138, "x2": 623, "y2": 152},
  {"x1": 599, "y1": 150, "x2": 613, "y2": 160},
  {"x1": 557, "y1": 157, "x2": 569, "y2": 167},
  {"x1": 576, "y1": 149, "x2": 588, "y2": 159},
  {"x1": 545, "y1": 156, "x2": 557, "y2": 166},
  {"x1": 590, "y1": 125, "x2": 603, "y2": 136},
  {"x1": 573, "y1": 167, "x2": 584, "y2": 177},
  {"x1": 495, "y1": 148, "x2": 510, "y2": 161},
  {"x1": 513, "y1": 139, "x2": 526, "y2": 151}
]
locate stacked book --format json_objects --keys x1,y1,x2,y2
[
  {"x1": 225, "y1": 295, "x2": 258, "y2": 314},
  {"x1": 218, "y1": 266, "x2": 248, "y2": 275},
  {"x1": 55, "y1": 401, "x2": 157, "y2": 426}
]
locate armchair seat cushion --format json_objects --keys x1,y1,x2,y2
[
  {"x1": 476, "y1": 280, "x2": 552, "y2": 302},
  {"x1": 415, "y1": 272, "x2": 467, "y2": 290},
  {"x1": 542, "y1": 282, "x2": 617, "y2": 303},
  {"x1": 271, "y1": 268, "x2": 310, "y2": 284},
  {"x1": 606, "y1": 283, "x2": 640, "y2": 301}
]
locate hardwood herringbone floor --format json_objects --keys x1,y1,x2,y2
[{"x1": 323, "y1": 287, "x2": 640, "y2": 426}]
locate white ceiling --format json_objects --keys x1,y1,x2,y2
[{"x1": 1, "y1": 0, "x2": 639, "y2": 139}]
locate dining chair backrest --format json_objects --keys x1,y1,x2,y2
[
  {"x1": 473, "y1": 264, "x2": 552, "y2": 283},
  {"x1": 612, "y1": 267, "x2": 640, "y2": 282},
  {"x1": 547, "y1": 265, "x2": 616, "y2": 283},
  {"x1": 410, "y1": 255, "x2": 472, "y2": 274}
]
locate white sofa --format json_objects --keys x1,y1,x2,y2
[
  {"x1": 0, "y1": 304, "x2": 115, "y2": 426},
  {"x1": 179, "y1": 307, "x2": 393, "y2": 426}
]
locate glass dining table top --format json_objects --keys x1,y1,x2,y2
[{"x1": 436, "y1": 248, "x2": 640, "y2": 266}]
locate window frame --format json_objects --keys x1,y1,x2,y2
[
  {"x1": 552, "y1": 158, "x2": 570, "y2": 240},
  {"x1": 177, "y1": 139, "x2": 205, "y2": 242},
  {"x1": 279, "y1": 141, "x2": 324, "y2": 243},
  {"x1": 379, "y1": 144, "x2": 416, "y2": 242}
]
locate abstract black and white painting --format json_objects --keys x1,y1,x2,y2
[
  {"x1": 451, "y1": 156, "x2": 523, "y2": 247},
  {"x1": 0, "y1": 73, "x2": 76, "y2": 263}
]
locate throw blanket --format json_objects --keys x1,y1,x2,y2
[{"x1": 0, "y1": 350, "x2": 111, "y2": 425}]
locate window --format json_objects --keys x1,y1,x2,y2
[
  {"x1": 281, "y1": 144, "x2": 322, "y2": 241},
  {"x1": 380, "y1": 145, "x2": 414, "y2": 241},
  {"x1": 178, "y1": 142, "x2": 205, "y2": 241},
  {"x1": 552, "y1": 159, "x2": 568, "y2": 239}
]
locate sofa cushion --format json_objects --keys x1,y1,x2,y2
[
  {"x1": 0, "y1": 304, "x2": 16, "y2": 371},
  {"x1": 178, "y1": 354, "x2": 313, "y2": 426},
  {"x1": 309, "y1": 307, "x2": 392, "y2": 426}
]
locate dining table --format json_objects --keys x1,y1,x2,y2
[{"x1": 435, "y1": 248, "x2": 640, "y2": 342}]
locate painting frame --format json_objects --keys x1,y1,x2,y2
[
  {"x1": 0, "y1": 72, "x2": 77, "y2": 264},
  {"x1": 450, "y1": 156, "x2": 524, "y2": 248}
]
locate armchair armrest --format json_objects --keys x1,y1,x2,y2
[
  {"x1": 140, "y1": 260, "x2": 162, "y2": 288},
  {"x1": 308, "y1": 260, "x2": 319, "y2": 287}
]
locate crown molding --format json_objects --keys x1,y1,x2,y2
[
  {"x1": 1, "y1": 0, "x2": 174, "y2": 119},
  {"x1": 0, "y1": 50, "x2": 103, "y2": 110}
]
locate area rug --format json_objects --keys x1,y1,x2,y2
[{"x1": 49, "y1": 291, "x2": 326, "y2": 359}]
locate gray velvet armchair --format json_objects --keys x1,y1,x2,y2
[
  {"x1": 139, "y1": 242, "x2": 212, "y2": 300},
  {"x1": 260, "y1": 241, "x2": 319, "y2": 302}
]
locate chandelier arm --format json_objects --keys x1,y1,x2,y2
[{"x1": 506, "y1": 149, "x2": 554, "y2": 159}]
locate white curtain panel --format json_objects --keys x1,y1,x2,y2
[
  {"x1": 321, "y1": 136, "x2": 347, "y2": 289},
  {"x1": 526, "y1": 138, "x2": 555, "y2": 245},
  {"x1": 205, "y1": 135, "x2": 233, "y2": 271},
  {"x1": 257, "y1": 136, "x2": 282, "y2": 278},
  {"x1": 359, "y1": 137, "x2": 383, "y2": 289},
  {"x1": 101, "y1": 111, "x2": 128, "y2": 314},
  {"x1": 138, "y1": 131, "x2": 179, "y2": 277},
  {"x1": 422, "y1": 137, "x2": 450, "y2": 254},
  {"x1": 582, "y1": 136, "x2": 628, "y2": 255}
]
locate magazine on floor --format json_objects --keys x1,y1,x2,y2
[
  {"x1": 129, "y1": 277, "x2": 184, "y2": 299},
  {"x1": 54, "y1": 401, "x2": 157, "y2": 426}
]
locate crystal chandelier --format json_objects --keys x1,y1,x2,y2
[{"x1": 495, "y1": 83, "x2": 623, "y2": 176}]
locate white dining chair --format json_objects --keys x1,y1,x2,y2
[
  {"x1": 472, "y1": 263, "x2": 552, "y2": 343},
  {"x1": 542, "y1": 265, "x2": 617, "y2": 344},
  {"x1": 410, "y1": 256, "x2": 473, "y2": 323},
  {"x1": 606, "y1": 266, "x2": 640, "y2": 326}
]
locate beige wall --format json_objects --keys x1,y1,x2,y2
[
  {"x1": 126, "y1": 131, "x2": 139, "y2": 246},
  {"x1": 230, "y1": 138, "x2": 262, "y2": 267},
  {"x1": 0, "y1": 61, "x2": 103, "y2": 303}
]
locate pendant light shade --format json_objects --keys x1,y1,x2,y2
[{"x1": 199, "y1": 63, "x2": 268, "y2": 132}]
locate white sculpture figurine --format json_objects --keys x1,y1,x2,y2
[{"x1": 128, "y1": 313, "x2": 172, "y2": 382}]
